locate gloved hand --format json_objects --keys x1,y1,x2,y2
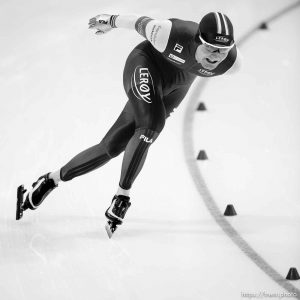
[{"x1": 88, "y1": 14, "x2": 117, "y2": 35}]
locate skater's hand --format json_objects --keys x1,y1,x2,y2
[{"x1": 88, "y1": 14, "x2": 115, "y2": 35}]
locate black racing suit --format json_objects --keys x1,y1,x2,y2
[{"x1": 60, "y1": 19, "x2": 237, "y2": 189}]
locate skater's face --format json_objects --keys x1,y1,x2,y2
[{"x1": 196, "y1": 42, "x2": 232, "y2": 70}]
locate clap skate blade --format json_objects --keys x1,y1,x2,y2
[
  {"x1": 16, "y1": 185, "x2": 27, "y2": 220},
  {"x1": 105, "y1": 220, "x2": 118, "y2": 238}
]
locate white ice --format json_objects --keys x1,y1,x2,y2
[{"x1": 0, "y1": 0, "x2": 299, "y2": 299}]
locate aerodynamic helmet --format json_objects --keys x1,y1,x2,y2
[{"x1": 198, "y1": 12, "x2": 235, "y2": 49}]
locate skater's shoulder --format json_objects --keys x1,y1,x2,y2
[{"x1": 169, "y1": 18, "x2": 199, "y2": 35}]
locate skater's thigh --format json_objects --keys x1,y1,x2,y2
[
  {"x1": 123, "y1": 50, "x2": 165, "y2": 132},
  {"x1": 101, "y1": 102, "x2": 135, "y2": 154},
  {"x1": 163, "y1": 84, "x2": 192, "y2": 117}
]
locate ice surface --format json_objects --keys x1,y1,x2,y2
[{"x1": 0, "y1": 0, "x2": 299, "y2": 299}]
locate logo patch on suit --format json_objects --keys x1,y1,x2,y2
[
  {"x1": 198, "y1": 69, "x2": 215, "y2": 76},
  {"x1": 139, "y1": 135, "x2": 153, "y2": 143},
  {"x1": 131, "y1": 66, "x2": 155, "y2": 103},
  {"x1": 168, "y1": 53, "x2": 185, "y2": 64},
  {"x1": 173, "y1": 43, "x2": 183, "y2": 53}
]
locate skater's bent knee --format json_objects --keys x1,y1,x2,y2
[
  {"x1": 105, "y1": 142, "x2": 124, "y2": 158},
  {"x1": 137, "y1": 117, "x2": 165, "y2": 134}
]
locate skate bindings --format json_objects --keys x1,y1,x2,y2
[
  {"x1": 105, "y1": 195, "x2": 131, "y2": 238},
  {"x1": 16, "y1": 173, "x2": 57, "y2": 220}
]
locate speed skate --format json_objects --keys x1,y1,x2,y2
[
  {"x1": 16, "y1": 185, "x2": 27, "y2": 220},
  {"x1": 104, "y1": 195, "x2": 131, "y2": 238},
  {"x1": 105, "y1": 220, "x2": 119, "y2": 238}
]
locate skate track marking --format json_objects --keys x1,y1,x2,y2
[{"x1": 183, "y1": 2, "x2": 300, "y2": 298}]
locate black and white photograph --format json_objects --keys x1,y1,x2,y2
[{"x1": 1, "y1": 0, "x2": 300, "y2": 299}]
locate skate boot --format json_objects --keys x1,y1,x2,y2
[
  {"x1": 16, "y1": 173, "x2": 57, "y2": 220},
  {"x1": 105, "y1": 195, "x2": 131, "y2": 238}
]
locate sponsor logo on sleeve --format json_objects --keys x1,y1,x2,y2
[
  {"x1": 150, "y1": 25, "x2": 162, "y2": 45},
  {"x1": 130, "y1": 66, "x2": 155, "y2": 104}
]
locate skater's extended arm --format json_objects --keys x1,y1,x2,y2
[{"x1": 88, "y1": 14, "x2": 171, "y2": 53}]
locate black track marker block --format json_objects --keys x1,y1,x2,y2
[
  {"x1": 197, "y1": 150, "x2": 208, "y2": 160},
  {"x1": 259, "y1": 22, "x2": 268, "y2": 30},
  {"x1": 224, "y1": 204, "x2": 237, "y2": 216},
  {"x1": 197, "y1": 102, "x2": 207, "y2": 111},
  {"x1": 286, "y1": 268, "x2": 300, "y2": 280}
]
